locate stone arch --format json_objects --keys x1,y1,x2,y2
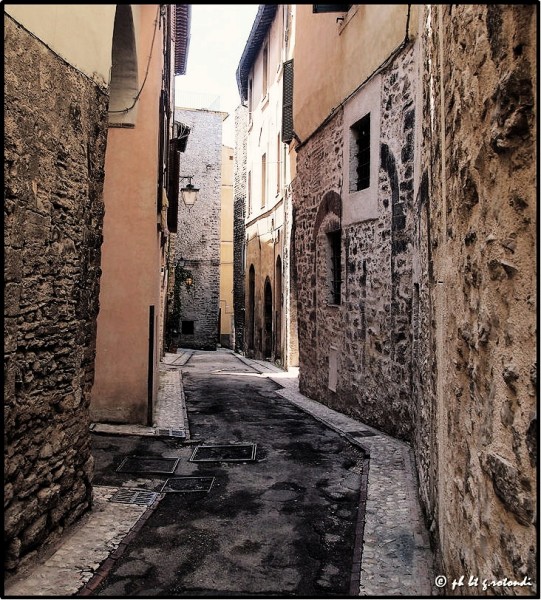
[
  {"x1": 313, "y1": 190, "x2": 342, "y2": 250},
  {"x1": 108, "y1": 5, "x2": 138, "y2": 126}
]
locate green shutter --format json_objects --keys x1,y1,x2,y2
[
  {"x1": 313, "y1": 5, "x2": 350, "y2": 13},
  {"x1": 282, "y1": 59, "x2": 294, "y2": 144}
]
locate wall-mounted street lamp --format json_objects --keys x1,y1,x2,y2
[{"x1": 180, "y1": 176, "x2": 199, "y2": 206}]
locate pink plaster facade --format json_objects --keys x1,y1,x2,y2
[{"x1": 92, "y1": 5, "x2": 168, "y2": 424}]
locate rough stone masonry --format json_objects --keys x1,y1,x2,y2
[{"x1": 4, "y1": 16, "x2": 109, "y2": 572}]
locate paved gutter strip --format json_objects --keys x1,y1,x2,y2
[
  {"x1": 4, "y1": 486, "x2": 150, "y2": 598},
  {"x1": 77, "y1": 492, "x2": 163, "y2": 596}
]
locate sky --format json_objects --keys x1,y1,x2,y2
[{"x1": 175, "y1": 4, "x2": 260, "y2": 147}]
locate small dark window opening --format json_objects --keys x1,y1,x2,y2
[
  {"x1": 328, "y1": 231, "x2": 342, "y2": 305},
  {"x1": 352, "y1": 114, "x2": 370, "y2": 191},
  {"x1": 182, "y1": 320, "x2": 194, "y2": 335}
]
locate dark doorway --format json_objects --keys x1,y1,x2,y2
[
  {"x1": 264, "y1": 277, "x2": 272, "y2": 359},
  {"x1": 248, "y1": 265, "x2": 255, "y2": 350},
  {"x1": 275, "y1": 256, "x2": 282, "y2": 360}
]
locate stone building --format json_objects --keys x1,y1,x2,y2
[
  {"x1": 172, "y1": 108, "x2": 225, "y2": 350},
  {"x1": 91, "y1": 5, "x2": 190, "y2": 425},
  {"x1": 4, "y1": 3, "x2": 190, "y2": 574},
  {"x1": 4, "y1": 5, "x2": 114, "y2": 574},
  {"x1": 291, "y1": 3, "x2": 536, "y2": 592},
  {"x1": 235, "y1": 4, "x2": 299, "y2": 368},
  {"x1": 233, "y1": 104, "x2": 249, "y2": 354}
]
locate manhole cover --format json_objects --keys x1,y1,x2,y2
[
  {"x1": 109, "y1": 488, "x2": 159, "y2": 506},
  {"x1": 189, "y1": 444, "x2": 257, "y2": 462},
  {"x1": 116, "y1": 456, "x2": 180, "y2": 474},
  {"x1": 160, "y1": 477, "x2": 215, "y2": 493},
  {"x1": 155, "y1": 428, "x2": 186, "y2": 438}
]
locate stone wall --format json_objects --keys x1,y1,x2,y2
[
  {"x1": 174, "y1": 109, "x2": 222, "y2": 350},
  {"x1": 4, "y1": 16, "x2": 108, "y2": 572},
  {"x1": 294, "y1": 45, "x2": 417, "y2": 439},
  {"x1": 419, "y1": 4, "x2": 537, "y2": 589},
  {"x1": 233, "y1": 105, "x2": 248, "y2": 354}
]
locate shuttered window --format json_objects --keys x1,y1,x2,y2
[
  {"x1": 313, "y1": 5, "x2": 350, "y2": 13},
  {"x1": 282, "y1": 59, "x2": 294, "y2": 143}
]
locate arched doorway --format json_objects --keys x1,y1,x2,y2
[
  {"x1": 264, "y1": 277, "x2": 272, "y2": 359},
  {"x1": 248, "y1": 265, "x2": 255, "y2": 351},
  {"x1": 275, "y1": 256, "x2": 282, "y2": 360}
]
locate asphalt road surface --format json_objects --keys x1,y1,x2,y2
[{"x1": 91, "y1": 350, "x2": 365, "y2": 597}]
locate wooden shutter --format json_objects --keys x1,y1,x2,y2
[
  {"x1": 282, "y1": 59, "x2": 294, "y2": 144},
  {"x1": 313, "y1": 5, "x2": 350, "y2": 13}
]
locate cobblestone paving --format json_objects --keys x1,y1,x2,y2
[{"x1": 3, "y1": 487, "x2": 148, "y2": 597}]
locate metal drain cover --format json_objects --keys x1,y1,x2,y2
[
  {"x1": 109, "y1": 488, "x2": 159, "y2": 506},
  {"x1": 116, "y1": 456, "x2": 180, "y2": 474},
  {"x1": 189, "y1": 443, "x2": 257, "y2": 462},
  {"x1": 155, "y1": 428, "x2": 186, "y2": 438},
  {"x1": 160, "y1": 477, "x2": 215, "y2": 493}
]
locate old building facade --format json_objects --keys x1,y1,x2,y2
[
  {"x1": 236, "y1": 4, "x2": 299, "y2": 368},
  {"x1": 91, "y1": 5, "x2": 189, "y2": 425},
  {"x1": 4, "y1": 5, "x2": 115, "y2": 573},
  {"x1": 220, "y1": 145, "x2": 235, "y2": 348},
  {"x1": 4, "y1": 3, "x2": 190, "y2": 573},
  {"x1": 172, "y1": 108, "x2": 224, "y2": 350},
  {"x1": 291, "y1": 3, "x2": 536, "y2": 591}
]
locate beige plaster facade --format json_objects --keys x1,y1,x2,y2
[
  {"x1": 293, "y1": 5, "x2": 418, "y2": 143},
  {"x1": 241, "y1": 5, "x2": 298, "y2": 367},
  {"x1": 220, "y1": 146, "x2": 235, "y2": 347},
  {"x1": 4, "y1": 5, "x2": 117, "y2": 88}
]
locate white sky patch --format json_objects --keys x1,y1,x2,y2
[{"x1": 175, "y1": 4, "x2": 259, "y2": 147}]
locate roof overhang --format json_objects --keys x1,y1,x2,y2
[
  {"x1": 235, "y1": 5, "x2": 277, "y2": 102},
  {"x1": 175, "y1": 5, "x2": 191, "y2": 76}
]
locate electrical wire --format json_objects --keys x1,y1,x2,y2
[{"x1": 108, "y1": 5, "x2": 161, "y2": 114}]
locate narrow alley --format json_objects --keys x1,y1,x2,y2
[
  {"x1": 4, "y1": 4, "x2": 537, "y2": 598},
  {"x1": 5, "y1": 350, "x2": 433, "y2": 597}
]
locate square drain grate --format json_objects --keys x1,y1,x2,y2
[
  {"x1": 160, "y1": 477, "x2": 215, "y2": 493},
  {"x1": 116, "y1": 456, "x2": 180, "y2": 474},
  {"x1": 109, "y1": 488, "x2": 159, "y2": 506},
  {"x1": 155, "y1": 428, "x2": 186, "y2": 438},
  {"x1": 189, "y1": 443, "x2": 257, "y2": 462}
]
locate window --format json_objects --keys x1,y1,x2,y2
[
  {"x1": 248, "y1": 78, "x2": 253, "y2": 118},
  {"x1": 247, "y1": 171, "x2": 252, "y2": 215},
  {"x1": 181, "y1": 320, "x2": 194, "y2": 335},
  {"x1": 261, "y1": 153, "x2": 267, "y2": 208},
  {"x1": 262, "y1": 44, "x2": 268, "y2": 97},
  {"x1": 350, "y1": 113, "x2": 370, "y2": 192},
  {"x1": 282, "y1": 59, "x2": 294, "y2": 143},
  {"x1": 327, "y1": 230, "x2": 341, "y2": 305},
  {"x1": 276, "y1": 134, "x2": 282, "y2": 194}
]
